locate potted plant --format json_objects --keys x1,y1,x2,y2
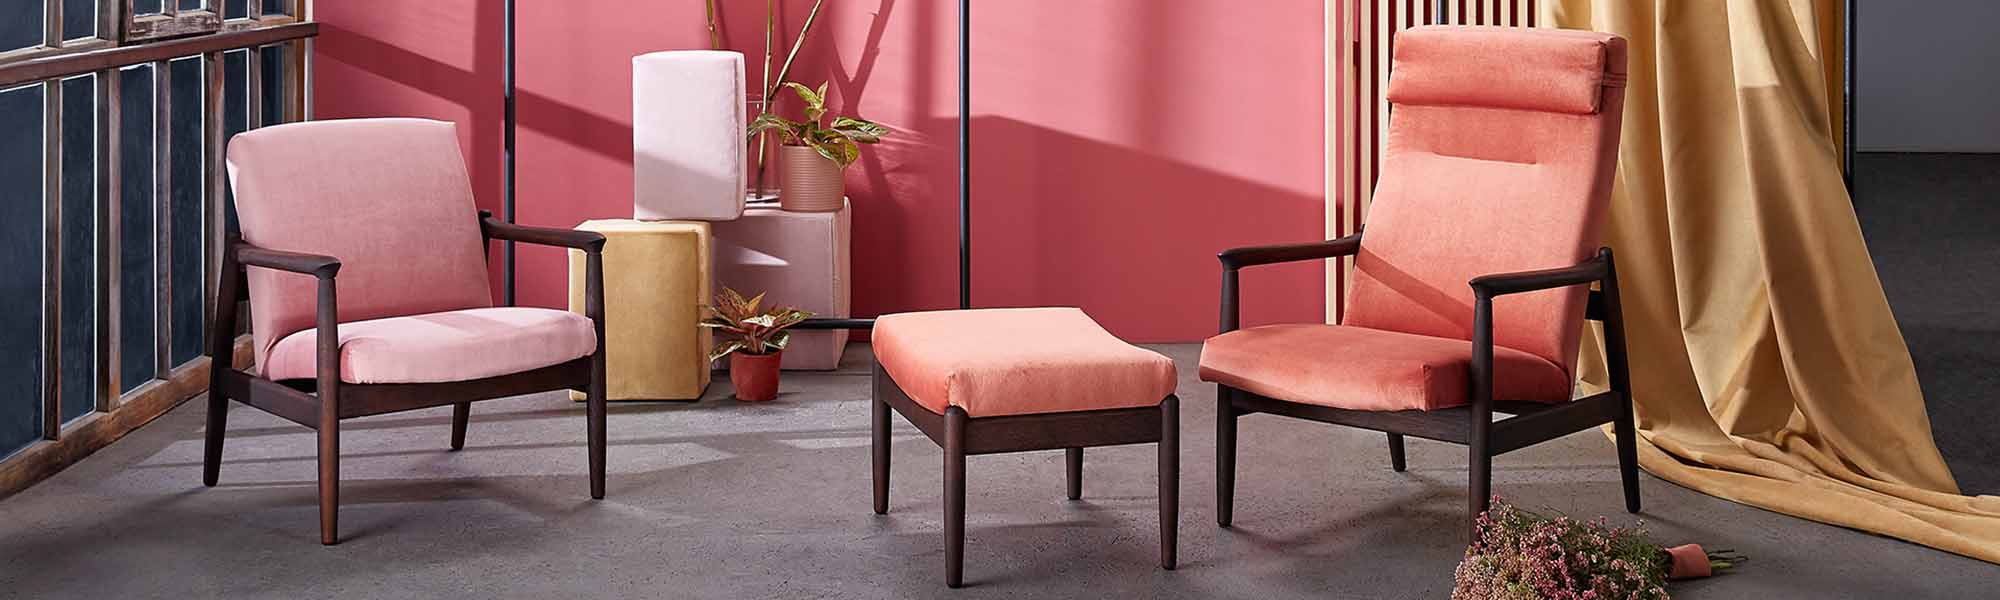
[
  {"x1": 746, "y1": 81, "x2": 890, "y2": 212},
  {"x1": 702, "y1": 287, "x2": 814, "y2": 401}
]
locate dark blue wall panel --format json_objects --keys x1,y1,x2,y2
[
  {"x1": 134, "y1": 0, "x2": 164, "y2": 16},
  {"x1": 259, "y1": 45, "x2": 287, "y2": 127},
  {"x1": 223, "y1": 50, "x2": 247, "y2": 237},
  {"x1": 262, "y1": 0, "x2": 287, "y2": 17},
  {"x1": 224, "y1": 0, "x2": 248, "y2": 20},
  {"x1": 119, "y1": 66, "x2": 156, "y2": 393},
  {"x1": 61, "y1": 75, "x2": 97, "y2": 423},
  {"x1": 0, "y1": 85, "x2": 46, "y2": 458},
  {"x1": 63, "y1": 0, "x2": 95, "y2": 40},
  {"x1": 169, "y1": 58, "x2": 204, "y2": 366},
  {"x1": 2, "y1": 1, "x2": 42, "y2": 52}
]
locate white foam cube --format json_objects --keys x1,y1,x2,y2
[{"x1": 633, "y1": 51, "x2": 746, "y2": 221}]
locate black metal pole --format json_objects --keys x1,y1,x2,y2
[
  {"x1": 957, "y1": 0, "x2": 971, "y2": 310},
  {"x1": 503, "y1": 0, "x2": 518, "y2": 305},
  {"x1": 1843, "y1": 0, "x2": 1856, "y2": 193}
]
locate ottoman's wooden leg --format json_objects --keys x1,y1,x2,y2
[
  {"x1": 1387, "y1": 433, "x2": 1406, "y2": 472},
  {"x1": 873, "y1": 390, "x2": 891, "y2": 515},
  {"x1": 945, "y1": 407, "x2": 968, "y2": 588},
  {"x1": 1217, "y1": 386, "x2": 1238, "y2": 528},
  {"x1": 1159, "y1": 396, "x2": 1179, "y2": 570},
  {"x1": 450, "y1": 402, "x2": 471, "y2": 450},
  {"x1": 1065, "y1": 448, "x2": 1083, "y2": 500}
]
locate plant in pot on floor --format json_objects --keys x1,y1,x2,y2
[
  {"x1": 703, "y1": 287, "x2": 814, "y2": 402},
  {"x1": 746, "y1": 81, "x2": 890, "y2": 212}
]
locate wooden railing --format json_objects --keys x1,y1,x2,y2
[{"x1": 0, "y1": 15, "x2": 316, "y2": 499}]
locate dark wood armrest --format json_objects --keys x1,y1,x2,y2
[
  {"x1": 235, "y1": 242, "x2": 341, "y2": 278},
  {"x1": 480, "y1": 212, "x2": 606, "y2": 252},
  {"x1": 1468, "y1": 250, "x2": 1610, "y2": 297},
  {"x1": 1218, "y1": 233, "x2": 1363, "y2": 270}
]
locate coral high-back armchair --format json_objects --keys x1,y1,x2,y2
[
  {"x1": 1198, "y1": 26, "x2": 1634, "y2": 540},
  {"x1": 209, "y1": 118, "x2": 608, "y2": 544}
]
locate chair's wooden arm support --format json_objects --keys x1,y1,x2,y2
[
  {"x1": 480, "y1": 213, "x2": 607, "y2": 253},
  {"x1": 1468, "y1": 250, "x2": 1609, "y2": 298},
  {"x1": 235, "y1": 242, "x2": 342, "y2": 279},
  {"x1": 1216, "y1": 234, "x2": 1364, "y2": 334},
  {"x1": 1217, "y1": 233, "x2": 1363, "y2": 270}
]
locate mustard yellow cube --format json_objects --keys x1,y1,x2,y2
[{"x1": 569, "y1": 219, "x2": 712, "y2": 401}]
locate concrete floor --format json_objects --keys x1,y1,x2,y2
[{"x1": 0, "y1": 344, "x2": 1992, "y2": 599}]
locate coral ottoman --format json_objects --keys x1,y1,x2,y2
[
  {"x1": 712, "y1": 200, "x2": 851, "y2": 370},
  {"x1": 569, "y1": 219, "x2": 712, "y2": 401},
  {"x1": 869, "y1": 307, "x2": 1180, "y2": 587}
]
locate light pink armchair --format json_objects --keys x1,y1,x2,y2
[
  {"x1": 1198, "y1": 26, "x2": 1635, "y2": 540},
  {"x1": 206, "y1": 118, "x2": 608, "y2": 544}
]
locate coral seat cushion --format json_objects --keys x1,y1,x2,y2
[
  {"x1": 872, "y1": 308, "x2": 1177, "y2": 418},
  {"x1": 263, "y1": 307, "x2": 597, "y2": 384},
  {"x1": 1198, "y1": 324, "x2": 1572, "y2": 412}
]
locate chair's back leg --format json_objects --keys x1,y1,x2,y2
[
  {"x1": 871, "y1": 366, "x2": 891, "y2": 515},
  {"x1": 1601, "y1": 248, "x2": 1641, "y2": 513},
  {"x1": 1065, "y1": 448, "x2": 1083, "y2": 500},
  {"x1": 203, "y1": 240, "x2": 243, "y2": 487}
]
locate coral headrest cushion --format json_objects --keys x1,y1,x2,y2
[{"x1": 1386, "y1": 26, "x2": 1626, "y2": 115}]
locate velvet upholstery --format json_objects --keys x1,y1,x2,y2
[
  {"x1": 873, "y1": 308, "x2": 1177, "y2": 418},
  {"x1": 1199, "y1": 324, "x2": 1571, "y2": 412},
  {"x1": 225, "y1": 118, "x2": 494, "y2": 369},
  {"x1": 712, "y1": 200, "x2": 851, "y2": 370},
  {"x1": 569, "y1": 219, "x2": 712, "y2": 400},
  {"x1": 1199, "y1": 26, "x2": 1627, "y2": 412},
  {"x1": 263, "y1": 307, "x2": 596, "y2": 384},
  {"x1": 632, "y1": 51, "x2": 748, "y2": 221},
  {"x1": 1344, "y1": 26, "x2": 1627, "y2": 391}
]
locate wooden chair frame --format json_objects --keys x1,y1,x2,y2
[
  {"x1": 203, "y1": 212, "x2": 608, "y2": 545},
  {"x1": 870, "y1": 364, "x2": 1179, "y2": 588},
  {"x1": 1214, "y1": 233, "x2": 1639, "y2": 541}
]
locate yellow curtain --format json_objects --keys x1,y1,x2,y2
[{"x1": 1546, "y1": 0, "x2": 2000, "y2": 563}]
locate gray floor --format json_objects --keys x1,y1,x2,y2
[{"x1": 1, "y1": 344, "x2": 1993, "y2": 599}]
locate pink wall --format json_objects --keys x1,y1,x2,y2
[{"x1": 313, "y1": 1, "x2": 1327, "y2": 343}]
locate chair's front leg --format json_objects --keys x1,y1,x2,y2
[
  {"x1": 204, "y1": 243, "x2": 244, "y2": 488},
  {"x1": 1466, "y1": 293, "x2": 1495, "y2": 545},
  {"x1": 943, "y1": 407, "x2": 968, "y2": 588},
  {"x1": 871, "y1": 370, "x2": 890, "y2": 515},
  {"x1": 585, "y1": 246, "x2": 608, "y2": 500},
  {"x1": 1216, "y1": 386, "x2": 1238, "y2": 528},
  {"x1": 1159, "y1": 395, "x2": 1180, "y2": 570},
  {"x1": 314, "y1": 274, "x2": 342, "y2": 545}
]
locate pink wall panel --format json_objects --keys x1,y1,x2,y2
[{"x1": 312, "y1": 1, "x2": 1327, "y2": 342}]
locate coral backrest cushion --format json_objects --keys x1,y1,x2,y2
[
  {"x1": 226, "y1": 118, "x2": 494, "y2": 367},
  {"x1": 1344, "y1": 26, "x2": 1628, "y2": 384}
]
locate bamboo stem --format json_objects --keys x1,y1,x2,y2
[{"x1": 705, "y1": 0, "x2": 722, "y2": 49}]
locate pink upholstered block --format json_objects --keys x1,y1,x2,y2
[
  {"x1": 263, "y1": 307, "x2": 596, "y2": 384},
  {"x1": 633, "y1": 51, "x2": 748, "y2": 221},
  {"x1": 873, "y1": 308, "x2": 1177, "y2": 418},
  {"x1": 711, "y1": 201, "x2": 851, "y2": 370},
  {"x1": 1199, "y1": 324, "x2": 1571, "y2": 412},
  {"x1": 1387, "y1": 26, "x2": 1626, "y2": 114},
  {"x1": 225, "y1": 118, "x2": 494, "y2": 368},
  {"x1": 1344, "y1": 26, "x2": 1628, "y2": 387}
]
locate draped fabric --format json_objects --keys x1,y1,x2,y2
[{"x1": 1542, "y1": 0, "x2": 2000, "y2": 563}]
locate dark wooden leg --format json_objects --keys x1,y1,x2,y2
[
  {"x1": 317, "y1": 413, "x2": 339, "y2": 545},
  {"x1": 1216, "y1": 386, "x2": 1237, "y2": 528},
  {"x1": 1387, "y1": 433, "x2": 1407, "y2": 472},
  {"x1": 1065, "y1": 447, "x2": 1083, "y2": 500},
  {"x1": 1615, "y1": 392, "x2": 1641, "y2": 513},
  {"x1": 202, "y1": 392, "x2": 227, "y2": 487},
  {"x1": 944, "y1": 407, "x2": 967, "y2": 588},
  {"x1": 872, "y1": 389, "x2": 890, "y2": 515},
  {"x1": 1159, "y1": 396, "x2": 1179, "y2": 570},
  {"x1": 1467, "y1": 438, "x2": 1491, "y2": 544},
  {"x1": 587, "y1": 355, "x2": 608, "y2": 500},
  {"x1": 450, "y1": 402, "x2": 470, "y2": 451}
]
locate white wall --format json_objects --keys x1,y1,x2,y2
[{"x1": 1858, "y1": 0, "x2": 2000, "y2": 152}]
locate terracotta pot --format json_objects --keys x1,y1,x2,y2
[
  {"x1": 729, "y1": 351, "x2": 784, "y2": 401},
  {"x1": 778, "y1": 144, "x2": 845, "y2": 212}
]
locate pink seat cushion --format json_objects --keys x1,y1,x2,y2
[
  {"x1": 1199, "y1": 324, "x2": 1572, "y2": 412},
  {"x1": 263, "y1": 307, "x2": 596, "y2": 384},
  {"x1": 872, "y1": 308, "x2": 1177, "y2": 418},
  {"x1": 1344, "y1": 26, "x2": 1627, "y2": 385},
  {"x1": 226, "y1": 118, "x2": 495, "y2": 368}
]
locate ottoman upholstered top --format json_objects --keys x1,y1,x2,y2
[{"x1": 873, "y1": 308, "x2": 1178, "y2": 418}]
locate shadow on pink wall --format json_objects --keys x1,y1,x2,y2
[{"x1": 309, "y1": 0, "x2": 1327, "y2": 343}]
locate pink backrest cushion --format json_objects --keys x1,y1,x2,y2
[
  {"x1": 1345, "y1": 26, "x2": 1627, "y2": 380},
  {"x1": 226, "y1": 118, "x2": 494, "y2": 366}
]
